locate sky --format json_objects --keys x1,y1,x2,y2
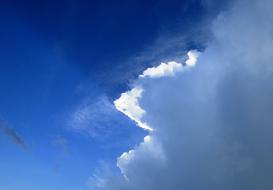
[{"x1": 1, "y1": 0, "x2": 273, "y2": 190}]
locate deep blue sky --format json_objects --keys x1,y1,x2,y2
[{"x1": 0, "y1": 0, "x2": 228, "y2": 189}]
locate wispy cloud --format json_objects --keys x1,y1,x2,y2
[
  {"x1": 0, "y1": 121, "x2": 27, "y2": 149},
  {"x1": 69, "y1": 96, "x2": 119, "y2": 138},
  {"x1": 68, "y1": 95, "x2": 145, "y2": 146}
]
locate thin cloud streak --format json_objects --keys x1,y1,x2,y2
[{"x1": 0, "y1": 121, "x2": 27, "y2": 149}]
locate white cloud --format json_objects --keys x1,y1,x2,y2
[
  {"x1": 138, "y1": 50, "x2": 200, "y2": 79},
  {"x1": 114, "y1": 87, "x2": 152, "y2": 131},
  {"x1": 139, "y1": 61, "x2": 182, "y2": 78},
  {"x1": 117, "y1": 135, "x2": 165, "y2": 181},
  {"x1": 185, "y1": 50, "x2": 200, "y2": 66}
]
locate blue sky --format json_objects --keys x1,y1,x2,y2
[{"x1": 0, "y1": 1, "x2": 236, "y2": 190}]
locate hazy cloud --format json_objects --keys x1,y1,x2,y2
[
  {"x1": 68, "y1": 95, "x2": 145, "y2": 148},
  {"x1": 69, "y1": 96, "x2": 120, "y2": 138},
  {"x1": 0, "y1": 121, "x2": 26, "y2": 149}
]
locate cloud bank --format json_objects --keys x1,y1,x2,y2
[{"x1": 90, "y1": 0, "x2": 273, "y2": 189}]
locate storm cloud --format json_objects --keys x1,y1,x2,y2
[{"x1": 89, "y1": 0, "x2": 273, "y2": 189}]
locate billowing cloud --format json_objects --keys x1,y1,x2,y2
[
  {"x1": 114, "y1": 50, "x2": 200, "y2": 132},
  {"x1": 185, "y1": 50, "x2": 200, "y2": 66},
  {"x1": 139, "y1": 61, "x2": 182, "y2": 78},
  {"x1": 138, "y1": 50, "x2": 199, "y2": 79},
  {"x1": 89, "y1": 0, "x2": 273, "y2": 189},
  {"x1": 114, "y1": 87, "x2": 151, "y2": 130}
]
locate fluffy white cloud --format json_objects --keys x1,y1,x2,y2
[
  {"x1": 185, "y1": 50, "x2": 200, "y2": 66},
  {"x1": 139, "y1": 61, "x2": 182, "y2": 78},
  {"x1": 89, "y1": 0, "x2": 273, "y2": 189},
  {"x1": 138, "y1": 50, "x2": 199, "y2": 79},
  {"x1": 114, "y1": 87, "x2": 152, "y2": 131}
]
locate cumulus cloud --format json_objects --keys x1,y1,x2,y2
[
  {"x1": 138, "y1": 50, "x2": 199, "y2": 79},
  {"x1": 89, "y1": 0, "x2": 273, "y2": 189},
  {"x1": 139, "y1": 61, "x2": 182, "y2": 78},
  {"x1": 114, "y1": 50, "x2": 200, "y2": 132},
  {"x1": 185, "y1": 50, "x2": 200, "y2": 66},
  {"x1": 114, "y1": 87, "x2": 151, "y2": 131}
]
